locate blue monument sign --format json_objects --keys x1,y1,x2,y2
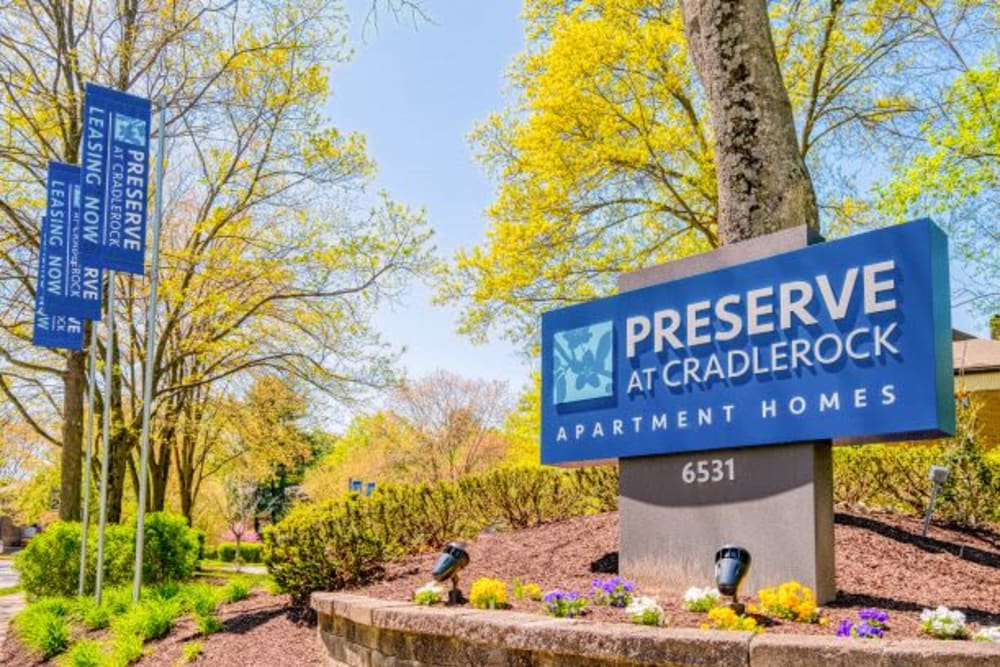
[{"x1": 541, "y1": 219, "x2": 954, "y2": 465}]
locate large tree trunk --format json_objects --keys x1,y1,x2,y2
[
  {"x1": 679, "y1": 0, "x2": 818, "y2": 242},
  {"x1": 59, "y1": 348, "x2": 87, "y2": 520},
  {"x1": 105, "y1": 332, "x2": 136, "y2": 523}
]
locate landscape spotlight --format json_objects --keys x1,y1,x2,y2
[
  {"x1": 922, "y1": 465, "x2": 950, "y2": 537},
  {"x1": 431, "y1": 542, "x2": 470, "y2": 604},
  {"x1": 714, "y1": 545, "x2": 751, "y2": 614}
]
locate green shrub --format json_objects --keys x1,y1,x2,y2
[
  {"x1": 833, "y1": 401, "x2": 1000, "y2": 527},
  {"x1": 238, "y1": 542, "x2": 263, "y2": 562},
  {"x1": 15, "y1": 522, "x2": 132, "y2": 599},
  {"x1": 141, "y1": 513, "x2": 200, "y2": 584},
  {"x1": 57, "y1": 639, "x2": 107, "y2": 667},
  {"x1": 14, "y1": 513, "x2": 199, "y2": 598},
  {"x1": 264, "y1": 496, "x2": 402, "y2": 603},
  {"x1": 201, "y1": 544, "x2": 218, "y2": 560},
  {"x1": 458, "y1": 466, "x2": 588, "y2": 528},
  {"x1": 216, "y1": 541, "x2": 263, "y2": 563},
  {"x1": 834, "y1": 443, "x2": 947, "y2": 514},
  {"x1": 14, "y1": 602, "x2": 71, "y2": 659},
  {"x1": 373, "y1": 481, "x2": 478, "y2": 550},
  {"x1": 264, "y1": 464, "x2": 618, "y2": 603},
  {"x1": 217, "y1": 579, "x2": 250, "y2": 604},
  {"x1": 217, "y1": 543, "x2": 236, "y2": 562},
  {"x1": 193, "y1": 529, "x2": 206, "y2": 560}
]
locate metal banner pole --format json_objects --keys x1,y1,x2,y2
[
  {"x1": 78, "y1": 328, "x2": 98, "y2": 596},
  {"x1": 95, "y1": 270, "x2": 116, "y2": 604},
  {"x1": 132, "y1": 101, "x2": 166, "y2": 602}
]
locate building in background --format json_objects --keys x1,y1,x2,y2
[{"x1": 954, "y1": 315, "x2": 1000, "y2": 448}]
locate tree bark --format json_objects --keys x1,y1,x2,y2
[
  {"x1": 59, "y1": 348, "x2": 87, "y2": 520},
  {"x1": 678, "y1": 0, "x2": 818, "y2": 242}
]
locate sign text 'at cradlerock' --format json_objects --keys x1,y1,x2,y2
[
  {"x1": 80, "y1": 83, "x2": 152, "y2": 275},
  {"x1": 540, "y1": 219, "x2": 954, "y2": 465}
]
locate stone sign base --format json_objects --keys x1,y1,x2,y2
[
  {"x1": 312, "y1": 592, "x2": 1000, "y2": 667},
  {"x1": 617, "y1": 226, "x2": 835, "y2": 603},
  {"x1": 619, "y1": 442, "x2": 835, "y2": 602}
]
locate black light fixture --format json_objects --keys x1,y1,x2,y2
[
  {"x1": 714, "y1": 545, "x2": 751, "y2": 614},
  {"x1": 431, "y1": 542, "x2": 470, "y2": 604}
]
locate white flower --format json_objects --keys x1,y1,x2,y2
[
  {"x1": 920, "y1": 606, "x2": 966, "y2": 639},
  {"x1": 413, "y1": 582, "x2": 444, "y2": 605},
  {"x1": 682, "y1": 586, "x2": 721, "y2": 612},
  {"x1": 974, "y1": 626, "x2": 1000, "y2": 643},
  {"x1": 626, "y1": 596, "x2": 664, "y2": 626},
  {"x1": 417, "y1": 582, "x2": 443, "y2": 595},
  {"x1": 683, "y1": 586, "x2": 720, "y2": 602}
]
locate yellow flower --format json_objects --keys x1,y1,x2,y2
[{"x1": 469, "y1": 578, "x2": 508, "y2": 610}]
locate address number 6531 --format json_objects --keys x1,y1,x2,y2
[{"x1": 681, "y1": 458, "x2": 735, "y2": 484}]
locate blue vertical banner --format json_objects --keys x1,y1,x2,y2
[
  {"x1": 44, "y1": 162, "x2": 103, "y2": 319},
  {"x1": 32, "y1": 216, "x2": 85, "y2": 350},
  {"x1": 80, "y1": 83, "x2": 152, "y2": 275}
]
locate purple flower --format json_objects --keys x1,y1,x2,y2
[
  {"x1": 857, "y1": 608, "x2": 888, "y2": 625},
  {"x1": 590, "y1": 576, "x2": 636, "y2": 608},
  {"x1": 855, "y1": 621, "x2": 884, "y2": 639},
  {"x1": 542, "y1": 589, "x2": 586, "y2": 618},
  {"x1": 838, "y1": 609, "x2": 889, "y2": 639}
]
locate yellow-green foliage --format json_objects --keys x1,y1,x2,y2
[
  {"x1": 834, "y1": 443, "x2": 947, "y2": 514},
  {"x1": 57, "y1": 639, "x2": 105, "y2": 667},
  {"x1": 265, "y1": 465, "x2": 618, "y2": 603},
  {"x1": 181, "y1": 641, "x2": 204, "y2": 663},
  {"x1": 833, "y1": 400, "x2": 1000, "y2": 526},
  {"x1": 441, "y1": 0, "x2": 997, "y2": 348},
  {"x1": 514, "y1": 579, "x2": 544, "y2": 602},
  {"x1": 469, "y1": 578, "x2": 508, "y2": 610},
  {"x1": 14, "y1": 599, "x2": 71, "y2": 659}
]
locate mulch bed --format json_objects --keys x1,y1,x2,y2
[
  {"x1": 3, "y1": 508, "x2": 998, "y2": 665},
  {"x1": 0, "y1": 592, "x2": 323, "y2": 667},
  {"x1": 135, "y1": 593, "x2": 323, "y2": 667},
  {"x1": 355, "y1": 508, "x2": 1000, "y2": 639}
]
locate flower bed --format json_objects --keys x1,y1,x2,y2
[{"x1": 353, "y1": 510, "x2": 1000, "y2": 640}]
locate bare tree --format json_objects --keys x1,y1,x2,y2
[{"x1": 379, "y1": 371, "x2": 513, "y2": 483}]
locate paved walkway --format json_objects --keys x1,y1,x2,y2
[
  {"x1": 202, "y1": 562, "x2": 267, "y2": 575},
  {"x1": 0, "y1": 559, "x2": 25, "y2": 651}
]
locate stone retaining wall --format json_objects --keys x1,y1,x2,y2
[{"x1": 312, "y1": 593, "x2": 1000, "y2": 667}]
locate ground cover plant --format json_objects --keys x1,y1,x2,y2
[{"x1": 8, "y1": 575, "x2": 263, "y2": 665}]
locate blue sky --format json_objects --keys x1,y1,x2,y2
[
  {"x1": 323, "y1": 1, "x2": 987, "y2": 409},
  {"x1": 325, "y1": 2, "x2": 533, "y2": 397}
]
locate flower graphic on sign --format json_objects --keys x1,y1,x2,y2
[
  {"x1": 114, "y1": 115, "x2": 147, "y2": 147},
  {"x1": 552, "y1": 321, "x2": 613, "y2": 405}
]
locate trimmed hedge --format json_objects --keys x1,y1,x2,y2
[
  {"x1": 263, "y1": 465, "x2": 618, "y2": 603},
  {"x1": 14, "y1": 512, "x2": 201, "y2": 599},
  {"x1": 216, "y1": 542, "x2": 263, "y2": 563},
  {"x1": 834, "y1": 442, "x2": 1000, "y2": 526}
]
